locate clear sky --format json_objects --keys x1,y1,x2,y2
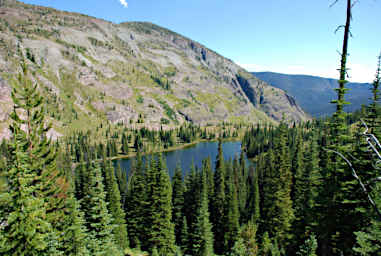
[{"x1": 20, "y1": 0, "x2": 381, "y2": 83}]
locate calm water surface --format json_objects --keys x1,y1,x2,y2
[{"x1": 115, "y1": 141, "x2": 250, "y2": 177}]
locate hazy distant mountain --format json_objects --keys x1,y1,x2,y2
[{"x1": 252, "y1": 72, "x2": 372, "y2": 117}]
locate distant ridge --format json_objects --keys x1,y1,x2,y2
[{"x1": 252, "y1": 72, "x2": 372, "y2": 117}]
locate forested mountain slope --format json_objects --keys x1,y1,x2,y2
[
  {"x1": 253, "y1": 71, "x2": 372, "y2": 117},
  {"x1": 0, "y1": 0, "x2": 307, "y2": 139}
]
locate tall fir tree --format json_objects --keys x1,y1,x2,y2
[
  {"x1": 0, "y1": 64, "x2": 64, "y2": 255},
  {"x1": 145, "y1": 154, "x2": 176, "y2": 255},
  {"x1": 272, "y1": 122, "x2": 294, "y2": 249},
  {"x1": 171, "y1": 163, "x2": 185, "y2": 246},
  {"x1": 125, "y1": 151, "x2": 146, "y2": 249},
  {"x1": 211, "y1": 140, "x2": 226, "y2": 254},
  {"x1": 319, "y1": 1, "x2": 364, "y2": 254},
  {"x1": 82, "y1": 162, "x2": 121, "y2": 256},
  {"x1": 224, "y1": 172, "x2": 240, "y2": 254},
  {"x1": 189, "y1": 166, "x2": 214, "y2": 256},
  {"x1": 102, "y1": 157, "x2": 129, "y2": 250}
]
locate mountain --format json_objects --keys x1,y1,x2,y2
[
  {"x1": 0, "y1": 0, "x2": 307, "y2": 139},
  {"x1": 253, "y1": 71, "x2": 372, "y2": 117}
]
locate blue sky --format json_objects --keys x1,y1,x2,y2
[{"x1": 20, "y1": 0, "x2": 381, "y2": 82}]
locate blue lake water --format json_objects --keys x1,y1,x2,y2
[{"x1": 115, "y1": 141, "x2": 250, "y2": 177}]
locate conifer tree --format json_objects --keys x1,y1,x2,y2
[
  {"x1": 211, "y1": 140, "x2": 226, "y2": 254},
  {"x1": 0, "y1": 64, "x2": 62, "y2": 255},
  {"x1": 125, "y1": 151, "x2": 146, "y2": 249},
  {"x1": 238, "y1": 150, "x2": 248, "y2": 221},
  {"x1": 115, "y1": 162, "x2": 128, "y2": 206},
  {"x1": 102, "y1": 157, "x2": 129, "y2": 250},
  {"x1": 202, "y1": 157, "x2": 214, "y2": 211},
  {"x1": 272, "y1": 122, "x2": 294, "y2": 248},
  {"x1": 172, "y1": 163, "x2": 185, "y2": 246},
  {"x1": 60, "y1": 190, "x2": 89, "y2": 256},
  {"x1": 83, "y1": 162, "x2": 121, "y2": 255},
  {"x1": 145, "y1": 154, "x2": 176, "y2": 255},
  {"x1": 296, "y1": 234, "x2": 318, "y2": 256},
  {"x1": 121, "y1": 133, "x2": 129, "y2": 155},
  {"x1": 319, "y1": 1, "x2": 364, "y2": 254},
  {"x1": 224, "y1": 173, "x2": 240, "y2": 253},
  {"x1": 246, "y1": 166, "x2": 260, "y2": 223},
  {"x1": 190, "y1": 166, "x2": 214, "y2": 256},
  {"x1": 180, "y1": 216, "x2": 189, "y2": 253},
  {"x1": 365, "y1": 53, "x2": 381, "y2": 138},
  {"x1": 230, "y1": 220, "x2": 258, "y2": 256}
]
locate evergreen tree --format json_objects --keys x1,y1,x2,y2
[
  {"x1": 230, "y1": 219, "x2": 259, "y2": 256},
  {"x1": 296, "y1": 234, "x2": 318, "y2": 256},
  {"x1": 102, "y1": 157, "x2": 129, "y2": 250},
  {"x1": 318, "y1": 2, "x2": 364, "y2": 254},
  {"x1": 121, "y1": 133, "x2": 129, "y2": 155},
  {"x1": 224, "y1": 172, "x2": 240, "y2": 253},
  {"x1": 272, "y1": 122, "x2": 294, "y2": 249},
  {"x1": 60, "y1": 191, "x2": 89, "y2": 256},
  {"x1": 0, "y1": 64, "x2": 62, "y2": 255},
  {"x1": 145, "y1": 154, "x2": 176, "y2": 255},
  {"x1": 211, "y1": 140, "x2": 226, "y2": 254},
  {"x1": 190, "y1": 166, "x2": 214, "y2": 256},
  {"x1": 83, "y1": 162, "x2": 121, "y2": 256},
  {"x1": 115, "y1": 162, "x2": 128, "y2": 206},
  {"x1": 246, "y1": 166, "x2": 260, "y2": 223},
  {"x1": 172, "y1": 163, "x2": 185, "y2": 246},
  {"x1": 180, "y1": 216, "x2": 189, "y2": 253},
  {"x1": 125, "y1": 151, "x2": 146, "y2": 249}
]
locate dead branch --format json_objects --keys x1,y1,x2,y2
[{"x1": 324, "y1": 147, "x2": 381, "y2": 220}]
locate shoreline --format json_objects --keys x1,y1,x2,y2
[{"x1": 110, "y1": 137, "x2": 242, "y2": 161}]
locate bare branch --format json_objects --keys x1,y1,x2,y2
[
  {"x1": 324, "y1": 147, "x2": 381, "y2": 220},
  {"x1": 330, "y1": 0, "x2": 340, "y2": 8}
]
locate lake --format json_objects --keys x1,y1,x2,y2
[{"x1": 115, "y1": 141, "x2": 250, "y2": 177}]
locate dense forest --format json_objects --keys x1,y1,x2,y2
[{"x1": 0, "y1": 1, "x2": 381, "y2": 256}]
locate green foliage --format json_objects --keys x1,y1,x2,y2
[
  {"x1": 171, "y1": 164, "x2": 185, "y2": 246},
  {"x1": 190, "y1": 167, "x2": 214, "y2": 256},
  {"x1": 296, "y1": 234, "x2": 318, "y2": 256},
  {"x1": 82, "y1": 162, "x2": 121, "y2": 255},
  {"x1": 211, "y1": 140, "x2": 226, "y2": 254},
  {"x1": 102, "y1": 158, "x2": 129, "y2": 250},
  {"x1": 125, "y1": 153, "x2": 147, "y2": 249},
  {"x1": 230, "y1": 220, "x2": 258, "y2": 256},
  {"x1": 144, "y1": 154, "x2": 176, "y2": 255},
  {"x1": 0, "y1": 64, "x2": 61, "y2": 255}
]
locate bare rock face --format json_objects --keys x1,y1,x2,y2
[
  {"x1": 0, "y1": 78, "x2": 11, "y2": 122},
  {"x1": 0, "y1": 1, "x2": 308, "y2": 135}
]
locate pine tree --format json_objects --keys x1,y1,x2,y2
[
  {"x1": 83, "y1": 162, "x2": 121, "y2": 256},
  {"x1": 172, "y1": 163, "x2": 185, "y2": 246},
  {"x1": 125, "y1": 151, "x2": 146, "y2": 249},
  {"x1": 102, "y1": 157, "x2": 129, "y2": 250},
  {"x1": 224, "y1": 173, "x2": 240, "y2": 253},
  {"x1": 60, "y1": 190, "x2": 89, "y2": 256},
  {"x1": 319, "y1": 1, "x2": 364, "y2": 254},
  {"x1": 238, "y1": 150, "x2": 248, "y2": 222},
  {"x1": 121, "y1": 133, "x2": 129, "y2": 155},
  {"x1": 190, "y1": 166, "x2": 214, "y2": 256},
  {"x1": 272, "y1": 122, "x2": 294, "y2": 248},
  {"x1": 0, "y1": 64, "x2": 62, "y2": 255},
  {"x1": 296, "y1": 234, "x2": 318, "y2": 256},
  {"x1": 246, "y1": 165, "x2": 260, "y2": 224},
  {"x1": 115, "y1": 162, "x2": 128, "y2": 206},
  {"x1": 211, "y1": 140, "x2": 226, "y2": 254},
  {"x1": 180, "y1": 216, "x2": 189, "y2": 253},
  {"x1": 365, "y1": 53, "x2": 381, "y2": 138},
  {"x1": 145, "y1": 154, "x2": 176, "y2": 255},
  {"x1": 230, "y1": 220, "x2": 258, "y2": 256}
]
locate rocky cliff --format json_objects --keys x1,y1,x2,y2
[{"x1": 0, "y1": 0, "x2": 307, "y2": 138}]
